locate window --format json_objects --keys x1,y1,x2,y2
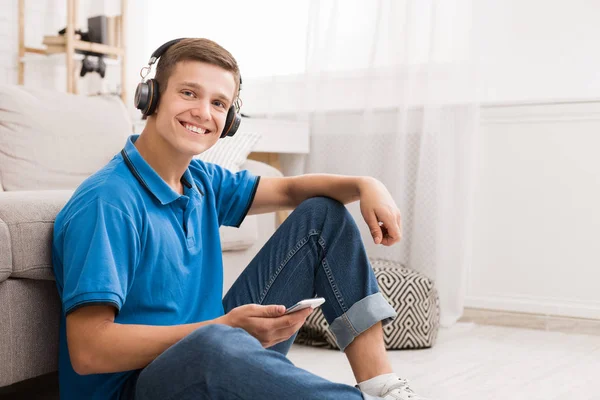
[{"x1": 146, "y1": 0, "x2": 311, "y2": 78}]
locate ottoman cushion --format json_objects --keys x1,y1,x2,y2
[{"x1": 295, "y1": 258, "x2": 440, "y2": 350}]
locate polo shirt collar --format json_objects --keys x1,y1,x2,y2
[{"x1": 121, "y1": 135, "x2": 201, "y2": 205}]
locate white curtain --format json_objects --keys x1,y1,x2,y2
[{"x1": 245, "y1": 0, "x2": 480, "y2": 326}]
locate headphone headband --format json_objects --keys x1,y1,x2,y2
[
  {"x1": 145, "y1": 38, "x2": 242, "y2": 89},
  {"x1": 147, "y1": 38, "x2": 184, "y2": 66}
]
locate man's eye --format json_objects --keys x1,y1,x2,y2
[
  {"x1": 182, "y1": 90, "x2": 196, "y2": 98},
  {"x1": 213, "y1": 100, "x2": 226, "y2": 108}
]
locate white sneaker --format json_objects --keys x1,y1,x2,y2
[{"x1": 380, "y1": 378, "x2": 430, "y2": 400}]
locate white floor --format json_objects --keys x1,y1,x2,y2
[{"x1": 287, "y1": 322, "x2": 600, "y2": 400}]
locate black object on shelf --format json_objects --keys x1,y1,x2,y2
[
  {"x1": 58, "y1": 15, "x2": 108, "y2": 79},
  {"x1": 81, "y1": 56, "x2": 106, "y2": 78}
]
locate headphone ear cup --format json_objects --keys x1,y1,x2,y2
[
  {"x1": 134, "y1": 82, "x2": 149, "y2": 112},
  {"x1": 220, "y1": 105, "x2": 242, "y2": 138},
  {"x1": 144, "y1": 79, "x2": 160, "y2": 116},
  {"x1": 134, "y1": 79, "x2": 160, "y2": 116}
]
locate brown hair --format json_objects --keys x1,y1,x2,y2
[{"x1": 153, "y1": 38, "x2": 241, "y2": 102}]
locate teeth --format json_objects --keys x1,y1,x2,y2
[{"x1": 185, "y1": 124, "x2": 206, "y2": 134}]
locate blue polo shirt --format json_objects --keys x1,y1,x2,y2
[{"x1": 51, "y1": 134, "x2": 260, "y2": 399}]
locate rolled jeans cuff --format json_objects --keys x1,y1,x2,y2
[{"x1": 329, "y1": 292, "x2": 397, "y2": 351}]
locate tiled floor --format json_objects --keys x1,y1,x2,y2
[{"x1": 288, "y1": 322, "x2": 600, "y2": 400}]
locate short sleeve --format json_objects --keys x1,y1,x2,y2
[
  {"x1": 206, "y1": 162, "x2": 260, "y2": 227},
  {"x1": 58, "y1": 199, "x2": 141, "y2": 315}
]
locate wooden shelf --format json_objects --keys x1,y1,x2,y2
[
  {"x1": 23, "y1": 46, "x2": 46, "y2": 55},
  {"x1": 20, "y1": 52, "x2": 121, "y2": 66},
  {"x1": 38, "y1": 35, "x2": 123, "y2": 57},
  {"x1": 18, "y1": 0, "x2": 127, "y2": 101},
  {"x1": 73, "y1": 40, "x2": 124, "y2": 57}
]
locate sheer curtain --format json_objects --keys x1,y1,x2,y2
[
  {"x1": 310, "y1": 0, "x2": 480, "y2": 326},
  {"x1": 245, "y1": 0, "x2": 480, "y2": 325}
]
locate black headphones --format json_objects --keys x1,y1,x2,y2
[{"x1": 134, "y1": 38, "x2": 242, "y2": 139}]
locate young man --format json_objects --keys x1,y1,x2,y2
[{"x1": 52, "y1": 38, "x2": 429, "y2": 400}]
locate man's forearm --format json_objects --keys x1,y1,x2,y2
[
  {"x1": 75, "y1": 316, "x2": 227, "y2": 375},
  {"x1": 287, "y1": 174, "x2": 373, "y2": 206}
]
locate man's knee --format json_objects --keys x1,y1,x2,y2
[
  {"x1": 297, "y1": 196, "x2": 348, "y2": 221},
  {"x1": 187, "y1": 325, "x2": 264, "y2": 374},
  {"x1": 137, "y1": 325, "x2": 253, "y2": 388},
  {"x1": 186, "y1": 324, "x2": 250, "y2": 351}
]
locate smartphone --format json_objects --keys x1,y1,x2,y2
[{"x1": 284, "y1": 297, "x2": 326, "y2": 315}]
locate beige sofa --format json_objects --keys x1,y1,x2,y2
[{"x1": 0, "y1": 84, "x2": 281, "y2": 388}]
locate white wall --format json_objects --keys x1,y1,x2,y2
[
  {"x1": 467, "y1": 101, "x2": 600, "y2": 319},
  {"x1": 474, "y1": 0, "x2": 600, "y2": 104},
  {"x1": 468, "y1": 0, "x2": 600, "y2": 319}
]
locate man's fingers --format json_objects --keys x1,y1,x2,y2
[
  {"x1": 365, "y1": 212, "x2": 383, "y2": 244},
  {"x1": 255, "y1": 307, "x2": 314, "y2": 347},
  {"x1": 253, "y1": 304, "x2": 285, "y2": 317},
  {"x1": 370, "y1": 212, "x2": 400, "y2": 246},
  {"x1": 269, "y1": 309, "x2": 313, "y2": 346},
  {"x1": 383, "y1": 217, "x2": 402, "y2": 245},
  {"x1": 273, "y1": 307, "x2": 313, "y2": 331}
]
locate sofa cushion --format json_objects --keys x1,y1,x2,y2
[
  {"x1": 0, "y1": 190, "x2": 73, "y2": 282},
  {"x1": 0, "y1": 217, "x2": 11, "y2": 282},
  {"x1": 0, "y1": 279, "x2": 61, "y2": 386},
  {"x1": 0, "y1": 84, "x2": 131, "y2": 191}
]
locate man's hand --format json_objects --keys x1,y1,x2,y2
[
  {"x1": 358, "y1": 177, "x2": 402, "y2": 246},
  {"x1": 221, "y1": 304, "x2": 313, "y2": 348}
]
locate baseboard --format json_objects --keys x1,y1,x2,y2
[
  {"x1": 460, "y1": 307, "x2": 600, "y2": 336},
  {"x1": 464, "y1": 294, "x2": 600, "y2": 320}
]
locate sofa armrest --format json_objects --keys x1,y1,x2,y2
[
  {"x1": 242, "y1": 159, "x2": 283, "y2": 243},
  {"x1": 0, "y1": 190, "x2": 73, "y2": 282},
  {"x1": 219, "y1": 160, "x2": 284, "y2": 252}
]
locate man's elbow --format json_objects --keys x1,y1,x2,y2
[
  {"x1": 66, "y1": 305, "x2": 117, "y2": 375},
  {"x1": 68, "y1": 321, "x2": 114, "y2": 375},
  {"x1": 69, "y1": 345, "x2": 98, "y2": 375},
  {"x1": 70, "y1": 339, "x2": 116, "y2": 375}
]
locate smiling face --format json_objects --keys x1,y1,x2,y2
[{"x1": 152, "y1": 60, "x2": 237, "y2": 157}]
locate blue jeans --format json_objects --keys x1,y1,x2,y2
[{"x1": 121, "y1": 197, "x2": 397, "y2": 400}]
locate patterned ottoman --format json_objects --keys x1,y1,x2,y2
[{"x1": 295, "y1": 258, "x2": 440, "y2": 350}]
